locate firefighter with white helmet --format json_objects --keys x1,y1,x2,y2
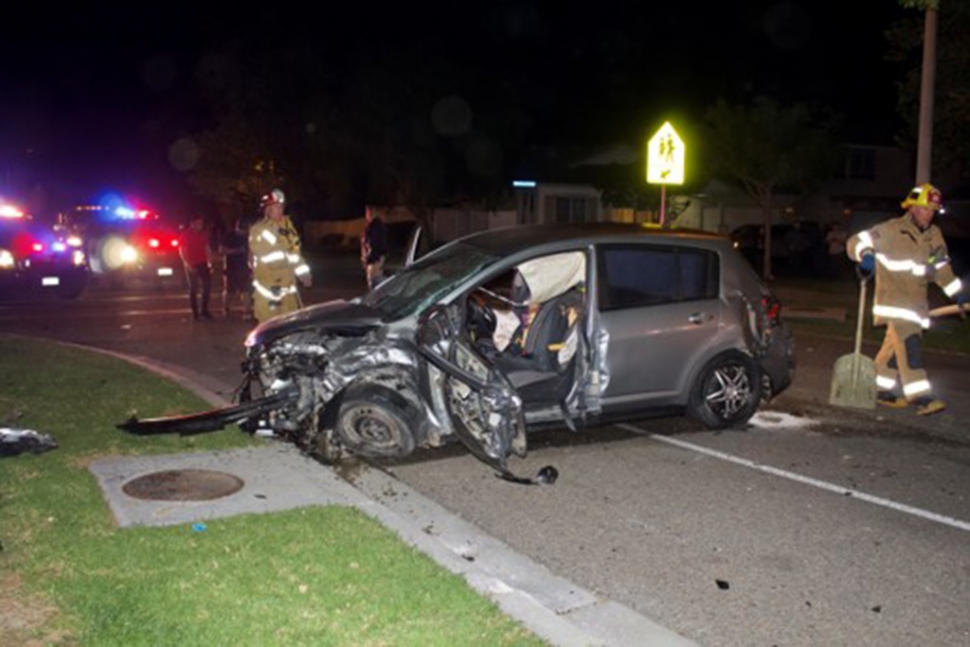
[
  {"x1": 846, "y1": 183, "x2": 968, "y2": 415},
  {"x1": 248, "y1": 189, "x2": 311, "y2": 322}
]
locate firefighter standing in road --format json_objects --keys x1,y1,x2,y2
[
  {"x1": 249, "y1": 189, "x2": 311, "y2": 322},
  {"x1": 847, "y1": 183, "x2": 968, "y2": 415}
]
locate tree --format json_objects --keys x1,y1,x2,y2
[
  {"x1": 887, "y1": 0, "x2": 970, "y2": 180},
  {"x1": 701, "y1": 98, "x2": 840, "y2": 280},
  {"x1": 186, "y1": 110, "x2": 284, "y2": 223},
  {"x1": 187, "y1": 40, "x2": 528, "y2": 229}
]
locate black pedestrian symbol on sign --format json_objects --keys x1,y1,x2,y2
[{"x1": 659, "y1": 135, "x2": 676, "y2": 178}]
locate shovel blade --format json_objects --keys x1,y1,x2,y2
[{"x1": 829, "y1": 353, "x2": 877, "y2": 409}]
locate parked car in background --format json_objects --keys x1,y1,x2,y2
[
  {"x1": 57, "y1": 205, "x2": 184, "y2": 288},
  {"x1": 124, "y1": 223, "x2": 795, "y2": 483},
  {"x1": 0, "y1": 204, "x2": 88, "y2": 300}
]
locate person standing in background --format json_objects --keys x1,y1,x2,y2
[
  {"x1": 222, "y1": 217, "x2": 253, "y2": 319},
  {"x1": 178, "y1": 214, "x2": 213, "y2": 321},
  {"x1": 361, "y1": 206, "x2": 388, "y2": 290}
]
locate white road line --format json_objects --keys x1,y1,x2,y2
[{"x1": 617, "y1": 423, "x2": 970, "y2": 533}]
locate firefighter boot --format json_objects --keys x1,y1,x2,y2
[
  {"x1": 912, "y1": 395, "x2": 946, "y2": 416},
  {"x1": 877, "y1": 391, "x2": 908, "y2": 408}
]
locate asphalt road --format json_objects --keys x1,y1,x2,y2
[{"x1": 2, "y1": 260, "x2": 968, "y2": 647}]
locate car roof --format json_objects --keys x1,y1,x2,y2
[{"x1": 454, "y1": 223, "x2": 726, "y2": 255}]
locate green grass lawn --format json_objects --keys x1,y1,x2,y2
[{"x1": 0, "y1": 335, "x2": 542, "y2": 646}]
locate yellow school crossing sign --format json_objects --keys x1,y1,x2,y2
[{"x1": 646, "y1": 122, "x2": 685, "y2": 185}]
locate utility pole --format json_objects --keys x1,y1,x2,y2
[{"x1": 915, "y1": 6, "x2": 937, "y2": 184}]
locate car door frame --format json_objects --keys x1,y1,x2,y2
[{"x1": 414, "y1": 245, "x2": 597, "y2": 471}]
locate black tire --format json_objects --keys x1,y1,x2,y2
[
  {"x1": 688, "y1": 351, "x2": 762, "y2": 429},
  {"x1": 335, "y1": 387, "x2": 418, "y2": 458}
]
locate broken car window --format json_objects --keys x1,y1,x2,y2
[{"x1": 361, "y1": 242, "x2": 500, "y2": 319}]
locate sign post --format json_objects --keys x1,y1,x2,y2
[{"x1": 646, "y1": 121, "x2": 685, "y2": 227}]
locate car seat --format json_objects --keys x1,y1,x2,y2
[{"x1": 494, "y1": 286, "x2": 585, "y2": 405}]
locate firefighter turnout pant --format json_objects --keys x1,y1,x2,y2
[
  {"x1": 874, "y1": 319, "x2": 931, "y2": 401},
  {"x1": 252, "y1": 278, "x2": 300, "y2": 322}
]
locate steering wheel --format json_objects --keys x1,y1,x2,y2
[{"x1": 468, "y1": 290, "x2": 498, "y2": 337}]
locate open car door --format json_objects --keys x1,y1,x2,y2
[{"x1": 417, "y1": 304, "x2": 554, "y2": 484}]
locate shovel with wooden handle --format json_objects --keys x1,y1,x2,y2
[
  {"x1": 928, "y1": 301, "x2": 968, "y2": 319},
  {"x1": 829, "y1": 273, "x2": 877, "y2": 409}
]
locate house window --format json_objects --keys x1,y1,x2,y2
[
  {"x1": 555, "y1": 196, "x2": 589, "y2": 224},
  {"x1": 846, "y1": 148, "x2": 875, "y2": 180},
  {"x1": 597, "y1": 244, "x2": 719, "y2": 311}
]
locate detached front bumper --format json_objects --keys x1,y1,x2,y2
[{"x1": 118, "y1": 386, "x2": 299, "y2": 436}]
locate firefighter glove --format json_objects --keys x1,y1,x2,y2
[{"x1": 858, "y1": 253, "x2": 875, "y2": 278}]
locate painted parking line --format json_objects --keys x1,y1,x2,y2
[{"x1": 617, "y1": 422, "x2": 970, "y2": 533}]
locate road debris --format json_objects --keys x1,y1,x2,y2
[{"x1": 0, "y1": 428, "x2": 58, "y2": 457}]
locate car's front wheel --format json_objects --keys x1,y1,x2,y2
[
  {"x1": 335, "y1": 386, "x2": 418, "y2": 458},
  {"x1": 688, "y1": 351, "x2": 762, "y2": 429}
]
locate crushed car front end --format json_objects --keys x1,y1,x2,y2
[{"x1": 239, "y1": 300, "x2": 433, "y2": 461}]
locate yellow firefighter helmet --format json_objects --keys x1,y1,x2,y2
[{"x1": 901, "y1": 183, "x2": 944, "y2": 212}]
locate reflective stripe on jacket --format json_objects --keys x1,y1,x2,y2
[
  {"x1": 846, "y1": 214, "x2": 962, "y2": 328},
  {"x1": 248, "y1": 215, "x2": 307, "y2": 291}
]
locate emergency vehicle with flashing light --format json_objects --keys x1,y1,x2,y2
[
  {"x1": 57, "y1": 205, "x2": 184, "y2": 288},
  {"x1": 0, "y1": 204, "x2": 88, "y2": 300}
]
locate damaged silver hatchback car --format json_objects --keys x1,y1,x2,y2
[{"x1": 122, "y1": 223, "x2": 794, "y2": 482}]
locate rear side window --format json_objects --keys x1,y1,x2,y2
[{"x1": 597, "y1": 244, "x2": 719, "y2": 311}]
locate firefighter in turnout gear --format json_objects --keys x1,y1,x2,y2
[
  {"x1": 846, "y1": 183, "x2": 968, "y2": 415},
  {"x1": 249, "y1": 189, "x2": 311, "y2": 322}
]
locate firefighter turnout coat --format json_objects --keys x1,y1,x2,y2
[
  {"x1": 249, "y1": 214, "x2": 310, "y2": 322},
  {"x1": 847, "y1": 214, "x2": 963, "y2": 329},
  {"x1": 847, "y1": 213, "x2": 963, "y2": 400}
]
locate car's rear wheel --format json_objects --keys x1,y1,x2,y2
[
  {"x1": 336, "y1": 387, "x2": 418, "y2": 458},
  {"x1": 688, "y1": 351, "x2": 762, "y2": 429}
]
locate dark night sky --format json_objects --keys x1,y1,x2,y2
[{"x1": 0, "y1": 1, "x2": 910, "y2": 214}]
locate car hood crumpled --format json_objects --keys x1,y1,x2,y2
[{"x1": 246, "y1": 299, "x2": 384, "y2": 347}]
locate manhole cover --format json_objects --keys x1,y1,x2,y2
[{"x1": 122, "y1": 469, "x2": 245, "y2": 501}]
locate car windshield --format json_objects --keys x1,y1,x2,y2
[{"x1": 361, "y1": 241, "x2": 500, "y2": 319}]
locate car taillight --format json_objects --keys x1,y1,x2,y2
[
  {"x1": 171, "y1": 239, "x2": 179, "y2": 248},
  {"x1": 763, "y1": 295, "x2": 781, "y2": 322},
  {"x1": 148, "y1": 238, "x2": 160, "y2": 248},
  {"x1": 12, "y1": 233, "x2": 38, "y2": 257}
]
